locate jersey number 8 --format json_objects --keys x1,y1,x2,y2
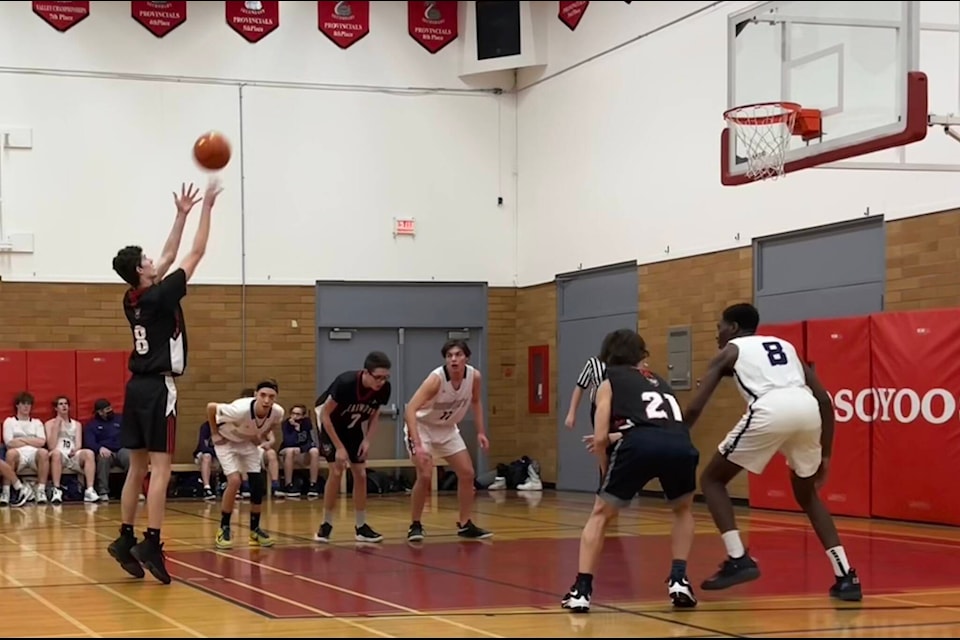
[
  {"x1": 762, "y1": 341, "x2": 789, "y2": 367},
  {"x1": 134, "y1": 324, "x2": 149, "y2": 355}
]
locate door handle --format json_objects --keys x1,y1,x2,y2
[{"x1": 380, "y1": 403, "x2": 399, "y2": 417}]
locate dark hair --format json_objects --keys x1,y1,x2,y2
[
  {"x1": 722, "y1": 303, "x2": 760, "y2": 334},
  {"x1": 256, "y1": 379, "x2": 279, "y2": 393},
  {"x1": 53, "y1": 395, "x2": 71, "y2": 408},
  {"x1": 441, "y1": 339, "x2": 471, "y2": 359},
  {"x1": 113, "y1": 245, "x2": 144, "y2": 287},
  {"x1": 600, "y1": 329, "x2": 649, "y2": 367},
  {"x1": 14, "y1": 391, "x2": 34, "y2": 408},
  {"x1": 364, "y1": 351, "x2": 392, "y2": 371},
  {"x1": 240, "y1": 388, "x2": 255, "y2": 397}
]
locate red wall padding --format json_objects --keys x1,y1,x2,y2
[
  {"x1": 806, "y1": 315, "x2": 872, "y2": 518},
  {"x1": 869, "y1": 310, "x2": 960, "y2": 526},
  {"x1": 76, "y1": 351, "x2": 128, "y2": 422},
  {"x1": 747, "y1": 321, "x2": 807, "y2": 513},
  {"x1": 26, "y1": 350, "x2": 77, "y2": 422},
  {"x1": 0, "y1": 351, "x2": 28, "y2": 421}
]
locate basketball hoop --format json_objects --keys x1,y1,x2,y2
[{"x1": 723, "y1": 102, "x2": 822, "y2": 182}]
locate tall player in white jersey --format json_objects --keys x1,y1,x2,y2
[
  {"x1": 403, "y1": 339, "x2": 492, "y2": 542},
  {"x1": 684, "y1": 303, "x2": 862, "y2": 602}
]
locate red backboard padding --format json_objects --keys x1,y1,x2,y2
[
  {"x1": 870, "y1": 310, "x2": 960, "y2": 526},
  {"x1": 26, "y1": 350, "x2": 77, "y2": 422},
  {"x1": 747, "y1": 322, "x2": 807, "y2": 513},
  {"x1": 76, "y1": 351, "x2": 128, "y2": 422},
  {"x1": 0, "y1": 351, "x2": 28, "y2": 422},
  {"x1": 806, "y1": 315, "x2": 872, "y2": 518}
]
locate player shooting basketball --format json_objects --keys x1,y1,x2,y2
[{"x1": 205, "y1": 380, "x2": 284, "y2": 550}]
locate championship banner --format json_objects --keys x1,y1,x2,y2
[
  {"x1": 318, "y1": 1, "x2": 370, "y2": 50},
  {"x1": 408, "y1": 1, "x2": 457, "y2": 54},
  {"x1": 806, "y1": 315, "x2": 872, "y2": 518},
  {"x1": 131, "y1": 1, "x2": 187, "y2": 38},
  {"x1": 870, "y1": 310, "x2": 960, "y2": 526},
  {"x1": 559, "y1": 1, "x2": 589, "y2": 31},
  {"x1": 33, "y1": 1, "x2": 90, "y2": 32},
  {"x1": 747, "y1": 322, "x2": 806, "y2": 512},
  {"x1": 226, "y1": 0, "x2": 279, "y2": 43}
]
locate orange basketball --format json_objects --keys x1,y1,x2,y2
[{"x1": 193, "y1": 131, "x2": 231, "y2": 171}]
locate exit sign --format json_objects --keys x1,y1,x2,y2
[{"x1": 394, "y1": 217, "x2": 416, "y2": 237}]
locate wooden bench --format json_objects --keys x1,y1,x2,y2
[{"x1": 321, "y1": 457, "x2": 448, "y2": 493}]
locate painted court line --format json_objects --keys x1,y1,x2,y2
[
  {"x1": 217, "y1": 550, "x2": 504, "y2": 638},
  {"x1": 164, "y1": 554, "x2": 394, "y2": 638},
  {"x1": 33, "y1": 551, "x2": 206, "y2": 638},
  {"x1": 0, "y1": 562, "x2": 99, "y2": 638}
]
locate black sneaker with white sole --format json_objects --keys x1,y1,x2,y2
[
  {"x1": 701, "y1": 553, "x2": 761, "y2": 590},
  {"x1": 314, "y1": 522, "x2": 333, "y2": 543},
  {"x1": 355, "y1": 523, "x2": 384, "y2": 543},
  {"x1": 407, "y1": 522, "x2": 425, "y2": 542},
  {"x1": 561, "y1": 588, "x2": 591, "y2": 613},
  {"x1": 667, "y1": 575, "x2": 698, "y2": 608},
  {"x1": 830, "y1": 569, "x2": 863, "y2": 602},
  {"x1": 457, "y1": 520, "x2": 492, "y2": 539}
]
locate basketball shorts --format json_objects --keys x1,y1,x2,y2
[
  {"x1": 121, "y1": 374, "x2": 178, "y2": 454},
  {"x1": 319, "y1": 424, "x2": 366, "y2": 464},
  {"x1": 599, "y1": 427, "x2": 699, "y2": 506},
  {"x1": 403, "y1": 423, "x2": 467, "y2": 460},
  {"x1": 59, "y1": 450, "x2": 83, "y2": 473},
  {"x1": 214, "y1": 440, "x2": 262, "y2": 477},
  {"x1": 11, "y1": 445, "x2": 41, "y2": 474},
  {"x1": 719, "y1": 387, "x2": 822, "y2": 478}
]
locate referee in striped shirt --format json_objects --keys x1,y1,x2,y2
[{"x1": 565, "y1": 356, "x2": 607, "y2": 430}]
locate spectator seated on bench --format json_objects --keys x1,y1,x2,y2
[
  {"x1": 45, "y1": 395, "x2": 98, "y2": 504},
  {"x1": 279, "y1": 405, "x2": 321, "y2": 498},
  {"x1": 3, "y1": 391, "x2": 51, "y2": 503},
  {"x1": 83, "y1": 399, "x2": 131, "y2": 502}
]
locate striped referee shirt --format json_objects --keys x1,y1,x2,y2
[{"x1": 575, "y1": 357, "x2": 607, "y2": 404}]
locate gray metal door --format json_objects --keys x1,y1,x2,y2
[
  {"x1": 556, "y1": 263, "x2": 639, "y2": 492},
  {"x1": 317, "y1": 328, "x2": 402, "y2": 460},
  {"x1": 557, "y1": 314, "x2": 637, "y2": 491},
  {"x1": 401, "y1": 328, "x2": 484, "y2": 468}
]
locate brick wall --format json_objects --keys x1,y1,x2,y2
[
  {"x1": 639, "y1": 248, "x2": 754, "y2": 498},
  {"x1": 885, "y1": 208, "x2": 960, "y2": 310},
  {"x1": 0, "y1": 282, "x2": 315, "y2": 464},
  {"x1": 3, "y1": 208, "x2": 957, "y2": 477}
]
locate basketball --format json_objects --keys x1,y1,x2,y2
[{"x1": 193, "y1": 131, "x2": 231, "y2": 171}]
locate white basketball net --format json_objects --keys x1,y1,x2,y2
[{"x1": 724, "y1": 102, "x2": 800, "y2": 181}]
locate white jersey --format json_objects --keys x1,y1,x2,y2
[
  {"x1": 2, "y1": 417, "x2": 45, "y2": 446},
  {"x1": 729, "y1": 335, "x2": 809, "y2": 405},
  {"x1": 216, "y1": 398, "x2": 284, "y2": 443},
  {"x1": 50, "y1": 418, "x2": 81, "y2": 454},
  {"x1": 416, "y1": 365, "x2": 475, "y2": 430}
]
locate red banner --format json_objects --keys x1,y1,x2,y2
[
  {"x1": 131, "y1": 1, "x2": 186, "y2": 38},
  {"x1": 318, "y1": 1, "x2": 369, "y2": 50},
  {"x1": 747, "y1": 322, "x2": 806, "y2": 513},
  {"x1": 33, "y1": 1, "x2": 90, "y2": 32},
  {"x1": 559, "y1": 1, "x2": 589, "y2": 31},
  {"x1": 226, "y1": 0, "x2": 280, "y2": 43},
  {"x1": 870, "y1": 310, "x2": 960, "y2": 526},
  {"x1": 408, "y1": 1, "x2": 458, "y2": 54},
  {"x1": 806, "y1": 315, "x2": 872, "y2": 517}
]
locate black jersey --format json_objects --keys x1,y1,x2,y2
[
  {"x1": 122, "y1": 268, "x2": 188, "y2": 377},
  {"x1": 320, "y1": 370, "x2": 391, "y2": 432},
  {"x1": 606, "y1": 365, "x2": 687, "y2": 431}
]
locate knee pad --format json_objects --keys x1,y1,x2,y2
[{"x1": 248, "y1": 471, "x2": 265, "y2": 505}]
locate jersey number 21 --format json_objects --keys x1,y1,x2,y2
[{"x1": 641, "y1": 391, "x2": 683, "y2": 422}]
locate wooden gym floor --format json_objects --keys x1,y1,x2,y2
[{"x1": 2, "y1": 489, "x2": 959, "y2": 638}]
